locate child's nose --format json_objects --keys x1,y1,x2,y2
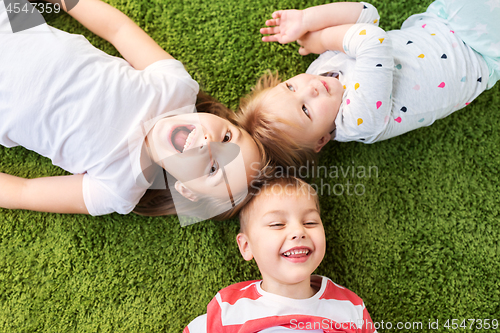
[
  {"x1": 306, "y1": 83, "x2": 319, "y2": 97},
  {"x1": 198, "y1": 131, "x2": 214, "y2": 157},
  {"x1": 200, "y1": 127, "x2": 215, "y2": 144},
  {"x1": 290, "y1": 224, "x2": 307, "y2": 240},
  {"x1": 291, "y1": 234, "x2": 306, "y2": 240}
]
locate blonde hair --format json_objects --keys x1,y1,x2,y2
[
  {"x1": 237, "y1": 70, "x2": 318, "y2": 170},
  {"x1": 239, "y1": 176, "x2": 320, "y2": 233},
  {"x1": 134, "y1": 91, "x2": 271, "y2": 220}
]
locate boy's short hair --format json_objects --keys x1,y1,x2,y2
[
  {"x1": 239, "y1": 177, "x2": 320, "y2": 233},
  {"x1": 236, "y1": 71, "x2": 317, "y2": 169}
]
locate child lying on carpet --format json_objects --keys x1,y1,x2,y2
[
  {"x1": 237, "y1": 0, "x2": 500, "y2": 168},
  {"x1": 0, "y1": 0, "x2": 264, "y2": 222},
  {"x1": 184, "y1": 177, "x2": 376, "y2": 333}
]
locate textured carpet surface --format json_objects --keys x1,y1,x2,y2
[{"x1": 1, "y1": 0, "x2": 499, "y2": 332}]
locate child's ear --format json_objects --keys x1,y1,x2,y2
[
  {"x1": 314, "y1": 133, "x2": 332, "y2": 152},
  {"x1": 236, "y1": 233, "x2": 254, "y2": 261},
  {"x1": 174, "y1": 181, "x2": 199, "y2": 202}
]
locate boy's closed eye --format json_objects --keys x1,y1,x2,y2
[
  {"x1": 267, "y1": 220, "x2": 320, "y2": 228},
  {"x1": 304, "y1": 221, "x2": 319, "y2": 225}
]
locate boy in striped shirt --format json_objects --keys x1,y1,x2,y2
[{"x1": 185, "y1": 177, "x2": 376, "y2": 333}]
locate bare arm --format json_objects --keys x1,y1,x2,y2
[
  {"x1": 261, "y1": 2, "x2": 363, "y2": 44},
  {"x1": 0, "y1": 173, "x2": 89, "y2": 214},
  {"x1": 45, "y1": 0, "x2": 173, "y2": 69},
  {"x1": 302, "y1": 2, "x2": 363, "y2": 32},
  {"x1": 296, "y1": 24, "x2": 355, "y2": 56}
]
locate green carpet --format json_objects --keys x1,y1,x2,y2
[{"x1": 1, "y1": 0, "x2": 500, "y2": 332}]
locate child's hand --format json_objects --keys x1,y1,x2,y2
[
  {"x1": 260, "y1": 10, "x2": 308, "y2": 44},
  {"x1": 297, "y1": 30, "x2": 326, "y2": 56}
]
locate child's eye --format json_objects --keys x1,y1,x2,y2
[
  {"x1": 304, "y1": 221, "x2": 319, "y2": 227},
  {"x1": 223, "y1": 130, "x2": 232, "y2": 143},
  {"x1": 286, "y1": 83, "x2": 295, "y2": 92},
  {"x1": 209, "y1": 160, "x2": 219, "y2": 176},
  {"x1": 302, "y1": 105, "x2": 310, "y2": 118},
  {"x1": 270, "y1": 222, "x2": 285, "y2": 228}
]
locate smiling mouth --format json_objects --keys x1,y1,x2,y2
[
  {"x1": 282, "y1": 248, "x2": 311, "y2": 258},
  {"x1": 170, "y1": 125, "x2": 196, "y2": 153}
]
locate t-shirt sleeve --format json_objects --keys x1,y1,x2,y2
[
  {"x1": 82, "y1": 173, "x2": 136, "y2": 216},
  {"x1": 206, "y1": 294, "x2": 223, "y2": 333},
  {"x1": 184, "y1": 314, "x2": 208, "y2": 333},
  {"x1": 357, "y1": 2, "x2": 380, "y2": 26},
  {"x1": 361, "y1": 302, "x2": 377, "y2": 333},
  {"x1": 335, "y1": 23, "x2": 393, "y2": 143},
  {"x1": 144, "y1": 58, "x2": 199, "y2": 96},
  {"x1": 139, "y1": 58, "x2": 199, "y2": 118}
]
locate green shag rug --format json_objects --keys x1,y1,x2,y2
[{"x1": 1, "y1": 0, "x2": 499, "y2": 332}]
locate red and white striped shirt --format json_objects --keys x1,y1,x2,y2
[{"x1": 184, "y1": 275, "x2": 376, "y2": 333}]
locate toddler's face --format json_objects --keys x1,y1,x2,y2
[
  {"x1": 266, "y1": 73, "x2": 343, "y2": 152},
  {"x1": 237, "y1": 187, "x2": 326, "y2": 294}
]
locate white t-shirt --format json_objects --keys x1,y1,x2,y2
[
  {"x1": 306, "y1": 2, "x2": 489, "y2": 143},
  {"x1": 0, "y1": 1, "x2": 199, "y2": 215}
]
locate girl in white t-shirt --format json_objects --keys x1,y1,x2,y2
[{"x1": 0, "y1": 0, "x2": 263, "y2": 223}]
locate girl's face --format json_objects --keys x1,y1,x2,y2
[
  {"x1": 266, "y1": 73, "x2": 342, "y2": 152},
  {"x1": 146, "y1": 113, "x2": 261, "y2": 202}
]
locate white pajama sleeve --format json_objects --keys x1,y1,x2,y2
[
  {"x1": 358, "y1": 2, "x2": 380, "y2": 26},
  {"x1": 335, "y1": 24, "x2": 394, "y2": 143}
]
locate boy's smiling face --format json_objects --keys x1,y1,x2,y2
[
  {"x1": 237, "y1": 184, "x2": 326, "y2": 298},
  {"x1": 265, "y1": 73, "x2": 343, "y2": 152}
]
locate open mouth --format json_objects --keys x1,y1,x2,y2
[
  {"x1": 170, "y1": 125, "x2": 197, "y2": 153},
  {"x1": 281, "y1": 248, "x2": 311, "y2": 258}
]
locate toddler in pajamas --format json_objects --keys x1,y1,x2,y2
[{"x1": 237, "y1": 0, "x2": 500, "y2": 166}]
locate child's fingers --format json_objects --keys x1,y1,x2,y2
[
  {"x1": 265, "y1": 18, "x2": 280, "y2": 27},
  {"x1": 260, "y1": 27, "x2": 280, "y2": 35},
  {"x1": 262, "y1": 35, "x2": 279, "y2": 42},
  {"x1": 271, "y1": 11, "x2": 283, "y2": 19},
  {"x1": 298, "y1": 47, "x2": 310, "y2": 56}
]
